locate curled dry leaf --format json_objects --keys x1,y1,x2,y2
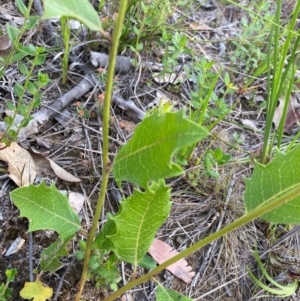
[
  {"x1": 121, "y1": 293, "x2": 133, "y2": 301},
  {"x1": 4, "y1": 237, "x2": 25, "y2": 256},
  {"x1": 0, "y1": 142, "x2": 36, "y2": 186},
  {"x1": 273, "y1": 93, "x2": 300, "y2": 132},
  {"x1": 29, "y1": 150, "x2": 81, "y2": 182},
  {"x1": 241, "y1": 119, "x2": 259, "y2": 132},
  {"x1": 189, "y1": 22, "x2": 213, "y2": 31},
  {"x1": 49, "y1": 160, "x2": 81, "y2": 182},
  {"x1": 148, "y1": 238, "x2": 195, "y2": 284}
]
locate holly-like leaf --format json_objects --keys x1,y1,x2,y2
[
  {"x1": 20, "y1": 280, "x2": 53, "y2": 301},
  {"x1": 93, "y1": 217, "x2": 116, "y2": 252},
  {"x1": 42, "y1": 0, "x2": 102, "y2": 32},
  {"x1": 10, "y1": 182, "x2": 81, "y2": 240},
  {"x1": 107, "y1": 180, "x2": 171, "y2": 265},
  {"x1": 156, "y1": 286, "x2": 193, "y2": 301},
  {"x1": 40, "y1": 236, "x2": 72, "y2": 272},
  {"x1": 113, "y1": 110, "x2": 208, "y2": 188},
  {"x1": 244, "y1": 145, "x2": 300, "y2": 223}
]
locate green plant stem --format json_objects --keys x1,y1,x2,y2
[
  {"x1": 261, "y1": 0, "x2": 300, "y2": 163},
  {"x1": 103, "y1": 182, "x2": 300, "y2": 301},
  {"x1": 74, "y1": 2, "x2": 128, "y2": 301},
  {"x1": 261, "y1": 0, "x2": 281, "y2": 164},
  {"x1": 197, "y1": 70, "x2": 220, "y2": 126},
  {"x1": 61, "y1": 16, "x2": 71, "y2": 84}
]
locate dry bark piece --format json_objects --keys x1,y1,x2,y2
[
  {"x1": 1, "y1": 12, "x2": 25, "y2": 25},
  {"x1": 0, "y1": 142, "x2": 36, "y2": 186},
  {"x1": 90, "y1": 51, "x2": 132, "y2": 74},
  {"x1": 113, "y1": 96, "x2": 145, "y2": 120},
  {"x1": 148, "y1": 238, "x2": 195, "y2": 284}
]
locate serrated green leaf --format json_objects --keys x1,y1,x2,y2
[
  {"x1": 156, "y1": 286, "x2": 193, "y2": 301},
  {"x1": 93, "y1": 217, "x2": 116, "y2": 251},
  {"x1": 42, "y1": 0, "x2": 102, "y2": 32},
  {"x1": 113, "y1": 110, "x2": 208, "y2": 188},
  {"x1": 108, "y1": 180, "x2": 171, "y2": 265},
  {"x1": 41, "y1": 236, "x2": 72, "y2": 272},
  {"x1": 244, "y1": 146, "x2": 300, "y2": 223},
  {"x1": 10, "y1": 182, "x2": 81, "y2": 240}
]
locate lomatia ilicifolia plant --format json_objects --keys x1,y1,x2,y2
[{"x1": 3, "y1": 0, "x2": 300, "y2": 300}]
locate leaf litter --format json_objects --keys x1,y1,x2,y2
[{"x1": 1, "y1": 0, "x2": 300, "y2": 301}]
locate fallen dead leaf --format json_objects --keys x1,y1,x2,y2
[
  {"x1": 29, "y1": 149, "x2": 81, "y2": 182},
  {"x1": 0, "y1": 32, "x2": 11, "y2": 51},
  {"x1": 4, "y1": 237, "x2": 25, "y2": 256},
  {"x1": 148, "y1": 238, "x2": 195, "y2": 284},
  {"x1": 0, "y1": 142, "x2": 36, "y2": 186},
  {"x1": 121, "y1": 293, "x2": 133, "y2": 301},
  {"x1": 273, "y1": 93, "x2": 300, "y2": 132},
  {"x1": 189, "y1": 22, "x2": 213, "y2": 31},
  {"x1": 241, "y1": 119, "x2": 259, "y2": 131},
  {"x1": 49, "y1": 160, "x2": 81, "y2": 182},
  {"x1": 68, "y1": 191, "x2": 85, "y2": 214}
]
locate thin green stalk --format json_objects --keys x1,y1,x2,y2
[
  {"x1": 276, "y1": 64, "x2": 295, "y2": 148},
  {"x1": 60, "y1": 16, "x2": 71, "y2": 84},
  {"x1": 261, "y1": 0, "x2": 281, "y2": 164},
  {"x1": 197, "y1": 71, "x2": 219, "y2": 126},
  {"x1": 261, "y1": 0, "x2": 300, "y2": 162},
  {"x1": 104, "y1": 182, "x2": 300, "y2": 301},
  {"x1": 286, "y1": 129, "x2": 300, "y2": 153},
  {"x1": 274, "y1": 0, "x2": 300, "y2": 103},
  {"x1": 74, "y1": 2, "x2": 128, "y2": 301}
]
